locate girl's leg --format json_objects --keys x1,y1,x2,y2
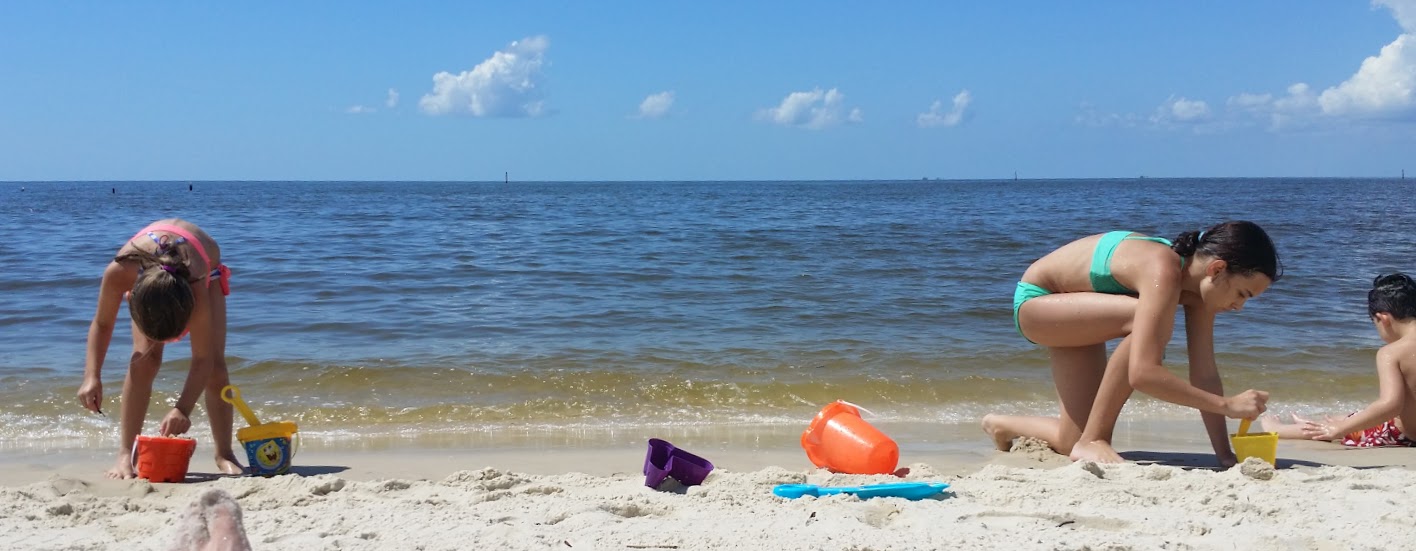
[
  {"x1": 984, "y1": 292, "x2": 1140, "y2": 459},
  {"x1": 108, "y1": 323, "x2": 164, "y2": 479},
  {"x1": 983, "y1": 344, "x2": 1106, "y2": 454},
  {"x1": 202, "y1": 281, "x2": 243, "y2": 475},
  {"x1": 1070, "y1": 335, "x2": 1137, "y2": 463}
]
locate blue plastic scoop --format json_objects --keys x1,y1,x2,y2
[{"x1": 772, "y1": 482, "x2": 949, "y2": 500}]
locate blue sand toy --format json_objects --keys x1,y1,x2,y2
[{"x1": 772, "y1": 482, "x2": 950, "y2": 500}]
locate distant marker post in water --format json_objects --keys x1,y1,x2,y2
[{"x1": 505, "y1": 171, "x2": 509, "y2": 183}]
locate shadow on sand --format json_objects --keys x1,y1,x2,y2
[{"x1": 1121, "y1": 450, "x2": 1327, "y2": 470}]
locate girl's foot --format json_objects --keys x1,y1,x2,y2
[
  {"x1": 1069, "y1": 439, "x2": 1124, "y2": 464},
  {"x1": 105, "y1": 451, "x2": 136, "y2": 479},
  {"x1": 981, "y1": 414, "x2": 1017, "y2": 451},
  {"x1": 214, "y1": 452, "x2": 244, "y2": 476}
]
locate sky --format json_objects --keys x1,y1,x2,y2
[{"x1": 1, "y1": 1, "x2": 1413, "y2": 181}]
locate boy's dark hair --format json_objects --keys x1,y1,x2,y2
[
  {"x1": 1170, "y1": 220, "x2": 1283, "y2": 282},
  {"x1": 1369, "y1": 273, "x2": 1416, "y2": 320},
  {"x1": 114, "y1": 243, "x2": 195, "y2": 341}
]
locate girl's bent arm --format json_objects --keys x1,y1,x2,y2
[
  {"x1": 1127, "y1": 264, "x2": 1229, "y2": 415},
  {"x1": 1184, "y1": 304, "x2": 1235, "y2": 461}
]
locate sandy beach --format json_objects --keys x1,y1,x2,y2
[{"x1": 4, "y1": 423, "x2": 1415, "y2": 551}]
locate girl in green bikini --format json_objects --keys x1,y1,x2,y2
[{"x1": 983, "y1": 221, "x2": 1281, "y2": 465}]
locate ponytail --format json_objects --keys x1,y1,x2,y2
[
  {"x1": 1170, "y1": 230, "x2": 1203, "y2": 258},
  {"x1": 1173, "y1": 221, "x2": 1282, "y2": 282}
]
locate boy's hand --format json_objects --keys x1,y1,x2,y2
[
  {"x1": 77, "y1": 378, "x2": 104, "y2": 414},
  {"x1": 159, "y1": 408, "x2": 191, "y2": 436},
  {"x1": 1222, "y1": 389, "x2": 1269, "y2": 419},
  {"x1": 1301, "y1": 421, "x2": 1342, "y2": 441}
]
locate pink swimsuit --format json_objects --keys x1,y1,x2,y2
[{"x1": 128, "y1": 223, "x2": 231, "y2": 342}]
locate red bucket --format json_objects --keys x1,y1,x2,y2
[{"x1": 133, "y1": 435, "x2": 196, "y2": 483}]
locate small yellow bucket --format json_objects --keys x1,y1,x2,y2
[
  {"x1": 221, "y1": 385, "x2": 299, "y2": 477},
  {"x1": 1229, "y1": 419, "x2": 1278, "y2": 466}
]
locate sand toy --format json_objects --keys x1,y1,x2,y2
[
  {"x1": 801, "y1": 401, "x2": 899, "y2": 475},
  {"x1": 221, "y1": 385, "x2": 299, "y2": 476}
]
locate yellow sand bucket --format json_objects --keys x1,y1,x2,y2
[
  {"x1": 221, "y1": 385, "x2": 299, "y2": 477},
  {"x1": 1229, "y1": 419, "x2": 1278, "y2": 466}
]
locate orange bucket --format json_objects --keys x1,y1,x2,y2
[
  {"x1": 133, "y1": 435, "x2": 196, "y2": 483},
  {"x1": 800, "y1": 401, "x2": 899, "y2": 475}
]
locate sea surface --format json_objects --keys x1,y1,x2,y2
[{"x1": 1, "y1": 179, "x2": 1412, "y2": 451}]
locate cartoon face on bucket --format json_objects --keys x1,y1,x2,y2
[{"x1": 244, "y1": 436, "x2": 293, "y2": 475}]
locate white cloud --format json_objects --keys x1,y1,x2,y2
[
  {"x1": 419, "y1": 35, "x2": 550, "y2": 118},
  {"x1": 1151, "y1": 95, "x2": 1212, "y2": 124},
  {"x1": 1225, "y1": 1, "x2": 1416, "y2": 126},
  {"x1": 1087, "y1": 2, "x2": 1416, "y2": 133},
  {"x1": 756, "y1": 88, "x2": 862, "y2": 130},
  {"x1": 1227, "y1": 92, "x2": 1273, "y2": 110},
  {"x1": 1075, "y1": 102, "x2": 1141, "y2": 128},
  {"x1": 636, "y1": 91, "x2": 674, "y2": 119},
  {"x1": 386, "y1": 88, "x2": 400, "y2": 108},
  {"x1": 346, "y1": 105, "x2": 376, "y2": 114},
  {"x1": 1317, "y1": 33, "x2": 1416, "y2": 117},
  {"x1": 1379, "y1": 0, "x2": 1416, "y2": 33},
  {"x1": 916, "y1": 90, "x2": 973, "y2": 128}
]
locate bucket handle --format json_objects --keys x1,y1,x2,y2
[
  {"x1": 220, "y1": 385, "x2": 263, "y2": 427},
  {"x1": 838, "y1": 400, "x2": 877, "y2": 418},
  {"x1": 1236, "y1": 419, "x2": 1253, "y2": 436}
]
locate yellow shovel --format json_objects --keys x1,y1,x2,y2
[{"x1": 1229, "y1": 418, "x2": 1278, "y2": 466}]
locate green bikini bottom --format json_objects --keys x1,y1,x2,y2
[{"x1": 1012, "y1": 281, "x2": 1052, "y2": 344}]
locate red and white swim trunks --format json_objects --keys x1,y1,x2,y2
[{"x1": 1343, "y1": 418, "x2": 1416, "y2": 448}]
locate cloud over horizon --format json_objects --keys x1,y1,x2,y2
[
  {"x1": 419, "y1": 35, "x2": 550, "y2": 118},
  {"x1": 636, "y1": 91, "x2": 674, "y2": 119},
  {"x1": 1081, "y1": 0, "x2": 1416, "y2": 132},
  {"x1": 756, "y1": 88, "x2": 863, "y2": 130},
  {"x1": 916, "y1": 90, "x2": 972, "y2": 128}
]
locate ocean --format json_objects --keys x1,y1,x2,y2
[{"x1": 1, "y1": 179, "x2": 1412, "y2": 451}]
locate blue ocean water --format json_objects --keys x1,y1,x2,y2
[{"x1": 1, "y1": 179, "x2": 1411, "y2": 446}]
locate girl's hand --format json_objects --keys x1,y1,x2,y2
[
  {"x1": 1301, "y1": 421, "x2": 1342, "y2": 441},
  {"x1": 1221, "y1": 389, "x2": 1269, "y2": 418},
  {"x1": 77, "y1": 378, "x2": 104, "y2": 414},
  {"x1": 159, "y1": 408, "x2": 192, "y2": 436}
]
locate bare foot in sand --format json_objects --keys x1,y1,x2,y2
[
  {"x1": 171, "y1": 489, "x2": 252, "y2": 551},
  {"x1": 106, "y1": 451, "x2": 136, "y2": 479},
  {"x1": 214, "y1": 453, "x2": 244, "y2": 476},
  {"x1": 980, "y1": 414, "x2": 1016, "y2": 451},
  {"x1": 1069, "y1": 440, "x2": 1124, "y2": 464}
]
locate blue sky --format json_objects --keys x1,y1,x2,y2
[{"x1": 1, "y1": 1, "x2": 1413, "y2": 181}]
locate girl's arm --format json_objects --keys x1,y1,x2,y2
[
  {"x1": 79, "y1": 261, "x2": 134, "y2": 413},
  {"x1": 1183, "y1": 303, "x2": 1238, "y2": 465},
  {"x1": 158, "y1": 282, "x2": 212, "y2": 436},
  {"x1": 1127, "y1": 262, "x2": 1265, "y2": 418},
  {"x1": 1305, "y1": 347, "x2": 1405, "y2": 440}
]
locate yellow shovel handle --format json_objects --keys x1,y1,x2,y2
[
  {"x1": 220, "y1": 385, "x2": 262, "y2": 426},
  {"x1": 1237, "y1": 418, "x2": 1253, "y2": 436}
]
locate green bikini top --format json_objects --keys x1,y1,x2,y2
[{"x1": 1089, "y1": 231, "x2": 1185, "y2": 295}]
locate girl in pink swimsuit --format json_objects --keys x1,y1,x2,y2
[{"x1": 76, "y1": 219, "x2": 244, "y2": 479}]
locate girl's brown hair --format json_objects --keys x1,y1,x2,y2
[{"x1": 115, "y1": 240, "x2": 195, "y2": 341}]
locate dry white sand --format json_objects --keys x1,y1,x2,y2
[{"x1": 4, "y1": 436, "x2": 1415, "y2": 551}]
